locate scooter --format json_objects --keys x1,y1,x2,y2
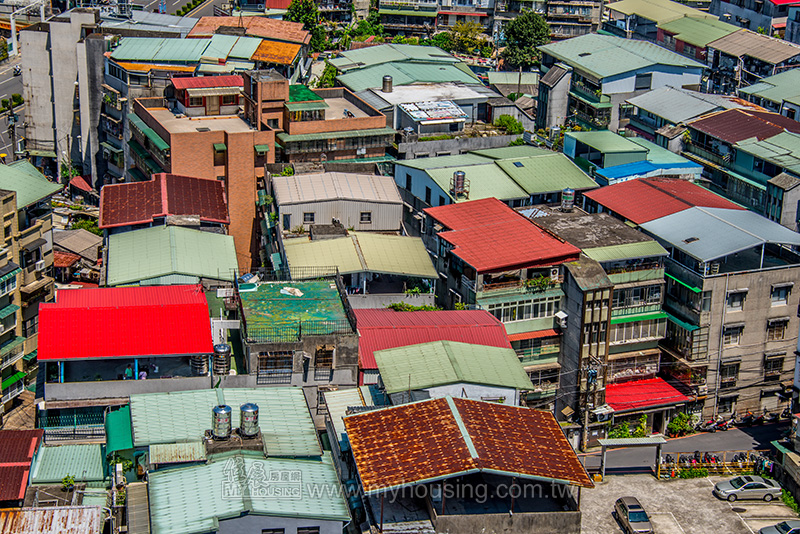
[
  {"x1": 12, "y1": 66, "x2": 20, "y2": 76},
  {"x1": 736, "y1": 411, "x2": 756, "y2": 427}
]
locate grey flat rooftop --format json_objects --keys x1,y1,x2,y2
[
  {"x1": 535, "y1": 211, "x2": 654, "y2": 249},
  {"x1": 323, "y1": 97, "x2": 369, "y2": 120},
  {"x1": 148, "y1": 107, "x2": 254, "y2": 134}
]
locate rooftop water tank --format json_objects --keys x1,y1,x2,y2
[
  {"x1": 240, "y1": 403, "x2": 259, "y2": 438},
  {"x1": 212, "y1": 404, "x2": 232, "y2": 440}
]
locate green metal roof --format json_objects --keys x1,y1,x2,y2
[
  {"x1": 583, "y1": 241, "x2": 668, "y2": 262},
  {"x1": 285, "y1": 100, "x2": 329, "y2": 112},
  {"x1": 496, "y1": 154, "x2": 599, "y2": 194},
  {"x1": 277, "y1": 127, "x2": 396, "y2": 143},
  {"x1": 658, "y1": 16, "x2": 738, "y2": 48},
  {"x1": 0, "y1": 303, "x2": 19, "y2": 320},
  {"x1": 148, "y1": 452, "x2": 349, "y2": 534},
  {"x1": 336, "y1": 62, "x2": 480, "y2": 92},
  {"x1": 738, "y1": 69, "x2": 800, "y2": 105},
  {"x1": 1, "y1": 370, "x2": 24, "y2": 390},
  {"x1": 539, "y1": 33, "x2": 705, "y2": 81},
  {"x1": 378, "y1": 8, "x2": 436, "y2": 16},
  {"x1": 397, "y1": 153, "x2": 491, "y2": 170},
  {"x1": 254, "y1": 144, "x2": 270, "y2": 154},
  {"x1": 735, "y1": 131, "x2": 800, "y2": 176},
  {"x1": 610, "y1": 311, "x2": 667, "y2": 325},
  {"x1": 469, "y1": 146, "x2": 550, "y2": 159},
  {"x1": 605, "y1": 0, "x2": 715, "y2": 24},
  {"x1": 105, "y1": 406, "x2": 133, "y2": 454},
  {"x1": 629, "y1": 137, "x2": 694, "y2": 165},
  {"x1": 0, "y1": 267, "x2": 20, "y2": 284},
  {"x1": 129, "y1": 388, "x2": 321, "y2": 456},
  {"x1": 486, "y1": 71, "x2": 540, "y2": 86},
  {"x1": 330, "y1": 43, "x2": 459, "y2": 71},
  {"x1": 148, "y1": 442, "x2": 207, "y2": 465},
  {"x1": 283, "y1": 233, "x2": 437, "y2": 279},
  {"x1": 128, "y1": 113, "x2": 169, "y2": 152},
  {"x1": 22, "y1": 350, "x2": 36, "y2": 362},
  {"x1": 567, "y1": 131, "x2": 647, "y2": 154},
  {"x1": 213, "y1": 143, "x2": 227, "y2": 152},
  {"x1": 0, "y1": 161, "x2": 61, "y2": 208},
  {"x1": 427, "y1": 163, "x2": 528, "y2": 202},
  {"x1": 288, "y1": 84, "x2": 321, "y2": 102},
  {"x1": 665, "y1": 272, "x2": 701, "y2": 293},
  {"x1": 106, "y1": 226, "x2": 238, "y2": 286},
  {"x1": 375, "y1": 340, "x2": 533, "y2": 394},
  {"x1": 30, "y1": 444, "x2": 107, "y2": 484},
  {"x1": 100, "y1": 142, "x2": 123, "y2": 154}
]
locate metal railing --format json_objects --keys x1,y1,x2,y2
[
  {"x1": 1, "y1": 345, "x2": 23, "y2": 370},
  {"x1": 245, "y1": 320, "x2": 355, "y2": 343},
  {"x1": 517, "y1": 344, "x2": 560, "y2": 364},
  {"x1": 1, "y1": 382, "x2": 23, "y2": 403}
]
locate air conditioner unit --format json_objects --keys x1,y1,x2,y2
[
  {"x1": 550, "y1": 267, "x2": 559, "y2": 281},
  {"x1": 555, "y1": 310, "x2": 568, "y2": 329},
  {"x1": 35, "y1": 260, "x2": 45, "y2": 272}
]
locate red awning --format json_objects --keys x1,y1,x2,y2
[
  {"x1": 507, "y1": 328, "x2": 560, "y2": 342},
  {"x1": 438, "y1": 11, "x2": 489, "y2": 16},
  {"x1": 605, "y1": 377, "x2": 690, "y2": 412},
  {"x1": 773, "y1": 21, "x2": 787, "y2": 29}
]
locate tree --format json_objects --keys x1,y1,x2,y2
[
  {"x1": 501, "y1": 10, "x2": 550, "y2": 69},
  {"x1": 425, "y1": 32, "x2": 453, "y2": 52},
  {"x1": 72, "y1": 218, "x2": 102, "y2": 236},
  {"x1": 449, "y1": 21, "x2": 484, "y2": 55},
  {"x1": 286, "y1": 0, "x2": 327, "y2": 52}
]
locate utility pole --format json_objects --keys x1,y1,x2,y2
[{"x1": 7, "y1": 112, "x2": 16, "y2": 162}]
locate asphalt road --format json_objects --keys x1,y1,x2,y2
[
  {"x1": 132, "y1": 0, "x2": 221, "y2": 17},
  {"x1": 582, "y1": 422, "x2": 789, "y2": 473},
  {"x1": 0, "y1": 56, "x2": 24, "y2": 159}
]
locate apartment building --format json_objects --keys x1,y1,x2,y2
[
  {"x1": 710, "y1": 0, "x2": 793, "y2": 35},
  {"x1": 739, "y1": 68, "x2": 800, "y2": 117},
  {"x1": 603, "y1": 0, "x2": 717, "y2": 41}
]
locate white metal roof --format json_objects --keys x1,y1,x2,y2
[{"x1": 272, "y1": 172, "x2": 402, "y2": 205}]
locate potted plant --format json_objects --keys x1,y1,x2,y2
[{"x1": 61, "y1": 474, "x2": 75, "y2": 492}]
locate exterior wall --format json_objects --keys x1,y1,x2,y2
[
  {"x1": 44, "y1": 375, "x2": 214, "y2": 400},
  {"x1": 394, "y1": 165, "x2": 451, "y2": 210},
  {"x1": 433, "y1": 510, "x2": 582, "y2": 534},
  {"x1": 276, "y1": 199, "x2": 402, "y2": 232},
  {"x1": 788, "y1": 6, "x2": 800, "y2": 45},
  {"x1": 20, "y1": 28, "x2": 55, "y2": 156},
  {"x1": 389, "y1": 384, "x2": 519, "y2": 406},
  {"x1": 536, "y1": 68, "x2": 572, "y2": 130},
  {"x1": 710, "y1": 0, "x2": 779, "y2": 32},
  {"x1": 218, "y1": 515, "x2": 345, "y2": 534},
  {"x1": 78, "y1": 34, "x2": 108, "y2": 186},
  {"x1": 601, "y1": 67, "x2": 703, "y2": 95},
  {"x1": 396, "y1": 134, "x2": 519, "y2": 160}
]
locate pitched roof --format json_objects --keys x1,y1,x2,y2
[
  {"x1": 375, "y1": 340, "x2": 533, "y2": 393},
  {"x1": 37, "y1": 285, "x2": 213, "y2": 361},
  {"x1": 424, "y1": 198, "x2": 581, "y2": 272},
  {"x1": 53, "y1": 229, "x2": 102, "y2": 262},
  {"x1": 657, "y1": 16, "x2": 739, "y2": 48},
  {"x1": 708, "y1": 29, "x2": 800, "y2": 65},
  {"x1": 734, "y1": 130, "x2": 800, "y2": 175},
  {"x1": 605, "y1": 0, "x2": 715, "y2": 24},
  {"x1": 69, "y1": 175, "x2": 92, "y2": 193},
  {"x1": 187, "y1": 16, "x2": 310, "y2": 45},
  {"x1": 606, "y1": 377, "x2": 691, "y2": 412},
  {"x1": 583, "y1": 177, "x2": 746, "y2": 225},
  {"x1": 344, "y1": 397, "x2": 593, "y2": 494},
  {"x1": 330, "y1": 43, "x2": 460, "y2": 71},
  {"x1": 170, "y1": 74, "x2": 243, "y2": 89},
  {"x1": 538, "y1": 33, "x2": 705, "y2": 81},
  {"x1": 99, "y1": 173, "x2": 229, "y2": 229},
  {"x1": 148, "y1": 453, "x2": 348, "y2": 534},
  {"x1": 0, "y1": 161, "x2": 62, "y2": 208},
  {"x1": 354, "y1": 308, "x2": 512, "y2": 370},
  {"x1": 567, "y1": 130, "x2": 648, "y2": 154},
  {"x1": 250, "y1": 39, "x2": 301, "y2": 65},
  {"x1": 687, "y1": 108, "x2": 800, "y2": 144},
  {"x1": 0, "y1": 430, "x2": 42, "y2": 502},
  {"x1": 30, "y1": 444, "x2": 106, "y2": 484},
  {"x1": 769, "y1": 172, "x2": 800, "y2": 191},
  {"x1": 272, "y1": 172, "x2": 401, "y2": 205},
  {"x1": 53, "y1": 251, "x2": 81, "y2": 268},
  {"x1": 0, "y1": 507, "x2": 104, "y2": 534},
  {"x1": 640, "y1": 206, "x2": 800, "y2": 262},
  {"x1": 335, "y1": 61, "x2": 480, "y2": 93},
  {"x1": 625, "y1": 86, "x2": 743, "y2": 124},
  {"x1": 738, "y1": 68, "x2": 800, "y2": 105}
]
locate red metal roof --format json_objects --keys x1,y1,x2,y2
[
  {"x1": 69, "y1": 175, "x2": 92, "y2": 193},
  {"x1": 170, "y1": 75, "x2": 243, "y2": 90},
  {"x1": 354, "y1": 309, "x2": 511, "y2": 370},
  {"x1": 687, "y1": 108, "x2": 800, "y2": 145},
  {"x1": 605, "y1": 377, "x2": 691, "y2": 412},
  {"x1": 344, "y1": 397, "x2": 593, "y2": 494},
  {"x1": 38, "y1": 285, "x2": 213, "y2": 361},
  {"x1": 583, "y1": 177, "x2": 745, "y2": 225},
  {"x1": 99, "y1": 173, "x2": 229, "y2": 229},
  {"x1": 424, "y1": 198, "x2": 581, "y2": 273},
  {"x1": 53, "y1": 251, "x2": 81, "y2": 268},
  {"x1": 0, "y1": 430, "x2": 42, "y2": 502},
  {"x1": 507, "y1": 328, "x2": 560, "y2": 342}
]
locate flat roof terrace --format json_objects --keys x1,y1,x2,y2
[
  {"x1": 146, "y1": 107, "x2": 255, "y2": 134},
  {"x1": 323, "y1": 96, "x2": 370, "y2": 120}
]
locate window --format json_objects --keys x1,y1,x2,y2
[
  {"x1": 764, "y1": 356, "x2": 784, "y2": 379},
  {"x1": 23, "y1": 315, "x2": 38, "y2": 337},
  {"x1": 360, "y1": 212, "x2": 372, "y2": 224},
  {"x1": 718, "y1": 396, "x2": 736, "y2": 413},
  {"x1": 684, "y1": 44, "x2": 696, "y2": 57},
  {"x1": 439, "y1": 195, "x2": 445, "y2": 206},
  {"x1": 405, "y1": 174, "x2": 412, "y2": 191},
  {"x1": 108, "y1": 63, "x2": 125, "y2": 82},
  {"x1": 701, "y1": 291, "x2": 712, "y2": 312},
  {"x1": 189, "y1": 96, "x2": 204, "y2": 107},
  {"x1": 719, "y1": 363, "x2": 739, "y2": 388},
  {"x1": 262, "y1": 530, "x2": 285, "y2": 534},
  {"x1": 609, "y1": 318, "x2": 667, "y2": 345},
  {"x1": 267, "y1": 118, "x2": 279, "y2": 129},
  {"x1": 283, "y1": 214, "x2": 291, "y2": 229},
  {"x1": 634, "y1": 73, "x2": 652, "y2": 90},
  {"x1": 425, "y1": 186, "x2": 432, "y2": 205},
  {"x1": 767, "y1": 319, "x2": 788, "y2": 341},
  {"x1": 727, "y1": 291, "x2": 746, "y2": 311},
  {"x1": 0, "y1": 275, "x2": 16, "y2": 296},
  {"x1": 303, "y1": 212, "x2": 315, "y2": 224},
  {"x1": 723, "y1": 326, "x2": 743, "y2": 346},
  {"x1": 314, "y1": 345, "x2": 334, "y2": 381},
  {"x1": 257, "y1": 352, "x2": 293, "y2": 384},
  {"x1": 221, "y1": 94, "x2": 236, "y2": 105},
  {"x1": 297, "y1": 528, "x2": 320, "y2": 534},
  {"x1": 771, "y1": 285, "x2": 791, "y2": 306},
  {"x1": 213, "y1": 148, "x2": 226, "y2": 167},
  {"x1": 487, "y1": 295, "x2": 560, "y2": 323}
]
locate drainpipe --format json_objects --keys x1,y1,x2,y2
[{"x1": 712, "y1": 272, "x2": 731, "y2": 418}]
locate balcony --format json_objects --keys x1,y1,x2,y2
[
  {"x1": 475, "y1": 275, "x2": 563, "y2": 298},
  {"x1": 517, "y1": 344, "x2": 560, "y2": 366},
  {"x1": 1, "y1": 380, "x2": 23, "y2": 403},
  {"x1": 570, "y1": 81, "x2": 611, "y2": 106},
  {"x1": 573, "y1": 108, "x2": 610, "y2": 129},
  {"x1": 525, "y1": 382, "x2": 558, "y2": 399}
]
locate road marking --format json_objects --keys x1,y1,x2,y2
[
  {"x1": 649, "y1": 511, "x2": 687, "y2": 534},
  {"x1": 728, "y1": 502, "x2": 756, "y2": 534}
]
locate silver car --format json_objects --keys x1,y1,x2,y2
[
  {"x1": 613, "y1": 496, "x2": 653, "y2": 534},
  {"x1": 713, "y1": 475, "x2": 781, "y2": 502},
  {"x1": 760, "y1": 521, "x2": 800, "y2": 534}
]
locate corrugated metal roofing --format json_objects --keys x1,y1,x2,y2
[
  {"x1": 0, "y1": 507, "x2": 104, "y2": 534},
  {"x1": 276, "y1": 127, "x2": 396, "y2": 144},
  {"x1": 539, "y1": 33, "x2": 704, "y2": 81},
  {"x1": 336, "y1": 62, "x2": 479, "y2": 93},
  {"x1": 708, "y1": 29, "x2": 800, "y2": 65},
  {"x1": 427, "y1": 163, "x2": 528, "y2": 202},
  {"x1": 129, "y1": 387, "x2": 321, "y2": 456},
  {"x1": 324, "y1": 386, "x2": 388, "y2": 452},
  {"x1": 330, "y1": 43, "x2": 459, "y2": 71},
  {"x1": 605, "y1": 377, "x2": 690, "y2": 412},
  {"x1": 0, "y1": 430, "x2": 42, "y2": 502},
  {"x1": 626, "y1": 86, "x2": 740, "y2": 124},
  {"x1": 375, "y1": 340, "x2": 532, "y2": 393},
  {"x1": 657, "y1": 16, "x2": 738, "y2": 47},
  {"x1": 583, "y1": 177, "x2": 745, "y2": 225},
  {"x1": 106, "y1": 226, "x2": 237, "y2": 286},
  {"x1": 739, "y1": 68, "x2": 800, "y2": 104},
  {"x1": 228, "y1": 36, "x2": 262, "y2": 59},
  {"x1": 567, "y1": 131, "x2": 647, "y2": 154},
  {"x1": 354, "y1": 308, "x2": 512, "y2": 370},
  {"x1": 250, "y1": 39, "x2": 301, "y2": 65},
  {"x1": 0, "y1": 161, "x2": 62, "y2": 208},
  {"x1": 687, "y1": 108, "x2": 800, "y2": 144},
  {"x1": 469, "y1": 145, "x2": 550, "y2": 159},
  {"x1": 154, "y1": 37, "x2": 209, "y2": 62},
  {"x1": 171, "y1": 74, "x2": 242, "y2": 89},
  {"x1": 735, "y1": 130, "x2": 800, "y2": 175},
  {"x1": 54, "y1": 227, "x2": 101, "y2": 261},
  {"x1": 30, "y1": 444, "x2": 106, "y2": 484},
  {"x1": 188, "y1": 16, "x2": 310, "y2": 45},
  {"x1": 641, "y1": 206, "x2": 800, "y2": 262},
  {"x1": 149, "y1": 442, "x2": 206, "y2": 465},
  {"x1": 147, "y1": 452, "x2": 349, "y2": 534},
  {"x1": 396, "y1": 152, "x2": 491, "y2": 170},
  {"x1": 38, "y1": 284, "x2": 213, "y2": 361},
  {"x1": 272, "y1": 172, "x2": 401, "y2": 205},
  {"x1": 495, "y1": 154, "x2": 599, "y2": 194},
  {"x1": 105, "y1": 406, "x2": 133, "y2": 454},
  {"x1": 583, "y1": 241, "x2": 668, "y2": 262},
  {"x1": 344, "y1": 397, "x2": 593, "y2": 494},
  {"x1": 425, "y1": 198, "x2": 581, "y2": 273},
  {"x1": 606, "y1": 0, "x2": 715, "y2": 23}
]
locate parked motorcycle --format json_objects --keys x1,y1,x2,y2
[{"x1": 12, "y1": 66, "x2": 20, "y2": 77}]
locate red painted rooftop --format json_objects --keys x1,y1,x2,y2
[
  {"x1": 69, "y1": 175, "x2": 92, "y2": 193},
  {"x1": 583, "y1": 177, "x2": 745, "y2": 225},
  {"x1": 424, "y1": 198, "x2": 581, "y2": 273},
  {"x1": 0, "y1": 430, "x2": 42, "y2": 502},
  {"x1": 99, "y1": 173, "x2": 229, "y2": 229},
  {"x1": 38, "y1": 285, "x2": 213, "y2": 361},
  {"x1": 53, "y1": 251, "x2": 81, "y2": 268},
  {"x1": 354, "y1": 308, "x2": 511, "y2": 370},
  {"x1": 687, "y1": 108, "x2": 800, "y2": 145},
  {"x1": 171, "y1": 75, "x2": 243, "y2": 90},
  {"x1": 605, "y1": 377, "x2": 691, "y2": 413}
]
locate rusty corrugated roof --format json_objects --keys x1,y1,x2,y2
[
  {"x1": 250, "y1": 40, "x2": 301, "y2": 66},
  {"x1": 188, "y1": 16, "x2": 310, "y2": 45},
  {"x1": 344, "y1": 397, "x2": 593, "y2": 494},
  {"x1": 0, "y1": 507, "x2": 104, "y2": 534}
]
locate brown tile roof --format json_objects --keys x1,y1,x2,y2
[
  {"x1": 251, "y1": 40, "x2": 302, "y2": 66},
  {"x1": 344, "y1": 397, "x2": 593, "y2": 495},
  {"x1": 687, "y1": 108, "x2": 800, "y2": 144},
  {"x1": 0, "y1": 430, "x2": 42, "y2": 502},
  {"x1": 708, "y1": 29, "x2": 800, "y2": 65},
  {"x1": 99, "y1": 173, "x2": 229, "y2": 229},
  {"x1": 53, "y1": 251, "x2": 81, "y2": 268},
  {"x1": 188, "y1": 16, "x2": 310, "y2": 45}
]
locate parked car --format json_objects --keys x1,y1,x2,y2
[
  {"x1": 613, "y1": 496, "x2": 653, "y2": 534},
  {"x1": 760, "y1": 521, "x2": 800, "y2": 534},
  {"x1": 713, "y1": 475, "x2": 781, "y2": 502}
]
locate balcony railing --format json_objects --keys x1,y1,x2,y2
[
  {"x1": 573, "y1": 108, "x2": 610, "y2": 129},
  {"x1": 525, "y1": 382, "x2": 558, "y2": 399},
  {"x1": 1, "y1": 344, "x2": 22, "y2": 370},
  {"x1": 1, "y1": 382, "x2": 23, "y2": 403},
  {"x1": 571, "y1": 81, "x2": 611, "y2": 105},
  {"x1": 517, "y1": 344, "x2": 560, "y2": 365}
]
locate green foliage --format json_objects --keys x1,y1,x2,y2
[
  {"x1": 405, "y1": 287, "x2": 421, "y2": 295},
  {"x1": 666, "y1": 412, "x2": 695, "y2": 437},
  {"x1": 72, "y1": 219, "x2": 103, "y2": 236},
  {"x1": 279, "y1": 166, "x2": 294, "y2": 176},
  {"x1": 387, "y1": 302, "x2": 441, "y2": 311},
  {"x1": 424, "y1": 32, "x2": 453, "y2": 51},
  {"x1": 115, "y1": 486, "x2": 127, "y2": 506},
  {"x1": 448, "y1": 21, "x2": 485, "y2": 54},
  {"x1": 392, "y1": 35, "x2": 420, "y2": 45},
  {"x1": 508, "y1": 137, "x2": 525, "y2": 147},
  {"x1": 286, "y1": 0, "x2": 327, "y2": 52},
  {"x1": 524, "y1": 275, "x2": 552, "y2": 292},
  {"x1": 0, "y1": 38, "x2": 7, "y2": 62},
  {"x1": 607, "y1": 422, "x2": 631, "y2": 439},
  {"x1": 1, "y1": 99, "x2": 8, "y2": 111},
  {"x1": 11, "y1": 94, "x2": 22, "y2": 107},
  {"x1": 62, "y1": 474, "x2": 75, "y2": 491},
  {"x1": 418, "y1": 134, "x2": 455, "y2": 142},
  {"x1": 60, "y1": 163, "x2": 80, "y2": 179},
  {"x1": 501, "y1": 10, "x2": 550, "y2": 69},
  {"x1": 110, "y1": 453, "x2": 134, "y2": 474},
  {"x1": 454, "y1": 302, "x2": 466, "y2": 310},
  {"x1": 782, "y1": 490, "x2": 800, "y2": 515},
  {"x1": 316, "y1": 62, "x2": 337, "y2": 88},
  {"x1": 678, "y1": 468, "x2": 708, "y2": 479},
  {"x1": 631, "y1": 414, "x2": 648, "y2": 438},
  {"x1": 493, "y1": 114, "x2": 524, "y2": 135}
]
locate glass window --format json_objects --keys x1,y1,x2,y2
[
  {"x1": 257, "y1": 352, "x2": 293, "y2": 384},
  {"x1": 719, "y1": 363, "x2": 739, "y2": 388},
  {"x1": 718, "y1": 396, "x2": 736, "y2": 413},
  {"x1": 727, "y1": 291, "x2": 746, "y2": 311},
  {"x1": 360, "y1": 212, "x2": 372, "y2": 224},
  {"x1": 767, "y1": 320, "x2": 787, "y2": 341},
  {"x1": 221, "y1": 94, "x2": 236, "y2": 105},
  {"x1": 635, "y1": 73, "x2": 652, "y2": 90},
  {"x1": 189, "y1": 96, "x2": 204, "y2": 107},
  {"x1": 771, "y1": 285, "x2": 790, "y2": 306},
  {"x1": 303, "y1": 212, "x2": 315, "y2": 224},
  {"x1": 723, "y1": 326, "x2": 742, "y2": 346},
  {"x1": 765, "y1": 356, "x2": 784, "y2": 379}
]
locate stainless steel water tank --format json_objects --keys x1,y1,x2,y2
[
  {"x1": 240, "y1": 403, "x2": 259, "y2": 438},
  {"x1": 212, "y1": 405, "x2": 232, "y2": 439},
  {"x1": 212, "y1": 343, "x2": 231, "y2": 375},
  {"x1": 382, "y1": 75, "x2": 392, "y2": 93},
  {"x1": 190, "y1": 355, "x2": 209, "y2": 376}
]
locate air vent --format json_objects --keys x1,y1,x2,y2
[
  {"x1": 578, "y1": 52, "x2": 591, "y2": 57},
  {"x1": 683, "y1": 237, "x2": 699, "y2": 244},
  {"x1": 196, "y1": 127, "x2": 211, "y2": 132},
  {"x1": 513, "y1": 161, "x2": 524, "y2": 168}
]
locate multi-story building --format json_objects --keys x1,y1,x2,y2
[
  {"x1": 422, "y1": 198, "x2": 581, "y2": 410},
  {"x1": 656, "y1": 16, "x2": 739, "y2": 63},
  {"x1": 536, "y1": 33, "x2": 705, "y2": 131},
  {"x1": 0, "y1": 239, "x2": 25, "y2": 418},
  {"x1": 738, "y1": 68, "x2": 800, "y2": 117},
  {"x1": 603, "y1": 0, "x2": 717, "y2": 41},
  {"x1": 377, "y1": 0, "x2": 439, "y2": 36},
  {"x1": 710, "y1": 0, "x2": 793, "y2": 35}
]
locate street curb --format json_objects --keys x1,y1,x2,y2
[{"x1": 185, "y1": 0, "x2": 213, "y2": 18}]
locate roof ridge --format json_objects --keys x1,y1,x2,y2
[
  {"x1": 693, "y1": 206, "x2": 765, "y2": 241},
  {"x1": 641, "y1": 178, "x2": 694, "y2": 209},
  {"x1": 445, "y1": 396, "x2": 479, "y2": 460},
  {"x1": 441, "y1": 340, "x2": 465, "y2": 381}
]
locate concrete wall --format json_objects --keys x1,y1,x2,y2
[
  {"x1": 397, "y1": 134, "x2": 520, "y2": 159},
  {"x1": 20, "y1": 27, "x2": 55, "y2": 154},
  {"x1": 218, "y1": 514, "x2": 345, "y2": 534},
  {"x1": 79, "y1": 34, "x2": 108, "y2": 186},
  {"x1": 390, "y1": 384, "x2": 519, "y2": 406},
  {"x1": 433, "y1": 511, "x2": 581, "y2": 534},
  {"x1": 277, "y1": 198, "x2": 402, "y2": 232},
  {"x1": 45, "y1": 375, "x2": 213, "y2": 400},
  {"x1": 347, "y1": 292, "x2": 435, "y2": 309}
]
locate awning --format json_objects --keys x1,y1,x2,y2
[
  {"x1": 22, "y1": 350, "x2": 36, "y2": 362},
  {"x1": 213, "y1": 143, "x2": 227, "y2": 152},
  {"x1": 186, "y1": 86, "x2": 242, "y2": 97},
  {"x1": 507, "y1": 328, "x2": 560, "y2": 342},
  {"x1": 254, "y1": 144, "x2": 270, "y2": 155},
  {"x1": 105, "y1": 405, "x2": 134, "y2": 454},
  {"x1": 22, "y1": 238, "x2": 46, "y2": 253},
  {"x1": 610, "y1": 311, "x2": 668, "y2": 325},
  {"x1": 0, "y1": 264, "x2": 20, "y2": 284},
  {"x1": 0, "y1": 303, "x2": 20, "y2": 320},
  {"x1": 605, "y1": 377, "x2": 690, "y2": 413},
  {"x1": 665, "y1": 311, "x2": 699, "y2": 332},
  {"x1": 1, "y1": 371, "x2": 25, "y2": 390},
  {"x1": 438, "y1": 10, "x2": 488, "y2": 16},
  {"x1": 0, "y1": 337, "x2": 25, "y2": 356},
  {"x1": 768, "y1": 317, "x2": 791, "y2": 325},
  {"x1": 665, "y1": 272, "x2": 700, "y2": 293},
  {"x1": 26, "y1": 149, "x2": 57, "y2": 158},
  {"x1": 100, "y1": 142, "x2": 123, "y2": 154}
]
